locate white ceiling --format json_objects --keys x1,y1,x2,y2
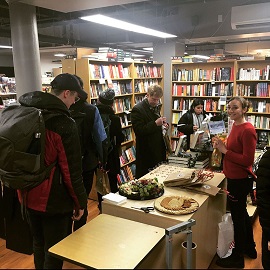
[{"x1": 4, "y1": 0, "x2": 270, "y2": 58}]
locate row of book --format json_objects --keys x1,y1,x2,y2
[
  {"x1": 112, "y1": 81, "x2": 132, "y2": 96},
  {"x1": 113, "y1": 98, "x2": 132, "y2": 113},
  {"x1": 247, "y1": 115, "x2": 270, "y2": 129},
  {"x1": 172, "y1": 82, "x2": 233, "y2": 96},
  {"x1": 172, "y1": 67, "x2": 234, "y2": 82},
  {"x1": 89, "y1": 63, "x2": 131, "y2": 79},
  {"x1": 120, "y1": 146, "x2": 136, "y2": 166},
  {"x1": 119, "y1": 113, "x2": 131, "y2": 128},
  {"x1": 134, "y1": 95, "x2": 144, "y2": 104},
  {"x1": 135, "y1": 65, "x2": 162, "y2": 78},
  {"x1": 237, "y1": 66, "x2": 270, "y2": 81},
  {"x1": 117, "y1": 164, "x2": 136, "y2": 185},
  {"x1": 134, "y1": 79, "x2": 160, "y2": 93},
  {"x1": 172, "y1": 98, "x2": 221, "y2": 112},
  {"x1": 122, "y1": 128, "x2": 133, "y2": 142},
  {"x1": 248, "y1": 100, "x2": 270, "y2": 113},
  {"x1": 236, "y1": 83, "x2": 270, "y2": 97}
]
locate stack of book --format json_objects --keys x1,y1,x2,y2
[{"x1": 168, "y1": 151, "x2": 209, "y2": 169}]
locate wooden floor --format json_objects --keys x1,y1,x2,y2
[{"x1": 0, "y1": 198, "x2": 263, "y2": 269}]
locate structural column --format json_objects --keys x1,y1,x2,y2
[
  {"x1": 8, "y1": 1, "x2": 41, "y2": 98},
  {"x1": 153, "y1": 40, "x2": 185, "y2": 121}
]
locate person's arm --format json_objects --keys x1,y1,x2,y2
[
  {"x1": 56, "y1": 116, "x2": 87, "y2": 212},
  {"x1": 131, "y1": 106, "x2": 161, "y2": 137},
  {"x1": 177, "y1": 112, "x2": 193, "y2": 135},
  {"x1": 217, "y1": 127, "x2": 257, "y2": 167},
  {"x1": 92, "y1": 108, "x2": 107, "y2": 164}
]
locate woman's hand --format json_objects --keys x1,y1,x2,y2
[{"x1": 212, "y1": 136, "x2": 227, "y2": 154}]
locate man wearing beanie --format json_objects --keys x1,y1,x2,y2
[
  {"x1": 70, "y1": 75, "x2": 107, "y2": 230},
  {"x1": 96, "y1": 88, "x2": 124, "y2": 211},
  {"x1": 17, "y1": 73, "x2": 87, "y2": 269}
]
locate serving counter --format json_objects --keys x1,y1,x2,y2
[{"x1": 103, "y1": 164, "x2": 227, "y2": 269}]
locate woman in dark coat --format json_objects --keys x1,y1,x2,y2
[
  {"x1": 177, "y1": 98, "x2": 207, "y2": 149},
  {"x1": 96, "y1": 88, "x2": 125, "y2": 210},
  {"x1": 131, "y1": 84, "x2": 168, "y2": 179},
  {"x1": 256, "y1": 149, "x2": 270, "y2": 269}
]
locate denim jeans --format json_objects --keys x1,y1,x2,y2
[{"x1": 28, "y1": 209, "x2": 72, "y2": 269}]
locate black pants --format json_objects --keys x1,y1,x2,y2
[
  {"x1": 262, "y1": 229, "x2": 270, "y2": 269},
  {"x1": 73, "y1": 169, "x2": 96, "y2": 231},
  {"x1": 28, "y1": 209, "x2": 72, "y2": 269},
  {"x1": 227, "y1": 177, "x2": 255, "y2": 255}
]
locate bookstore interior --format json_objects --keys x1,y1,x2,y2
[{"x1": 1, "y1": 0, "x2": 270, "y2": 269}]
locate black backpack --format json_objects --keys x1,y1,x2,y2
[
  {"x1": 0, "y1": 105, "x2": 56, "y2": 190},
  {"x1": 100, "y1": 113, "x2": 113, "y2": 155}
]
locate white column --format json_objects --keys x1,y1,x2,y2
[
  {"x1": 153, "y1": 41, "x2": 185, "y2": 121},
  {"x1": 8, "y1": 1, "x2": 42, "y2": 98}
]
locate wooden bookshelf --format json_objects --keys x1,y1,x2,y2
[
  {"x1": 170, "y1": 59, "x2": 270, "y2": 149},
  {"x1": 75, "y1": 58, "x2": 164, "y2": 182}
]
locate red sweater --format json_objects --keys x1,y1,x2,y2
[{"x1": 223, "y1": 122, "x2": 256, "y2": 179}]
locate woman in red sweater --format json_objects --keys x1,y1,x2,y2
[{"x1": 212, "y1": 97, "x2": 257, "y2": 269}]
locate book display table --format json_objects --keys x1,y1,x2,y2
[
  {"x1": 103, "y1": 164, "x2": 227, "y2": 269},
  {"x1": 49, "y1": 214, "x2": 164, "y2": 269}
]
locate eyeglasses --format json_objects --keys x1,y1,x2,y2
[{"x1": 75, "y1": 96, "x2": 80, "y2": 102}]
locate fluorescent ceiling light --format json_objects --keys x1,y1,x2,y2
[
  {"x1": 80, "y1": 14, "x2": 177, "y2": 38},
  {"x1": 0, "y1": 45, "x2": 12, "y2": 49},
  {"x1": 143, "y1": 47, "x2": 153, "y2": 51},
  {"x1": 54, "y1": 53, "x2": 66, "y2": 57},
  {"x1": 192, "y1": 55, "x2": 210, "y2": 60}
]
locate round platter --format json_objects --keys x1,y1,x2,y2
[
  {"x1": 154, "y1": 195, "x2": 199, "y2": 215},
  {"x1": 118, "y1": 178, "x2": 164, "y2": 201}
]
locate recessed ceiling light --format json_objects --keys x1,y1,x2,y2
[{"x1": 80, "y1": 14, "x2": 177, "y2": 38}]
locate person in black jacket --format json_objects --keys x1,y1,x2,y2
[
  {"x1": 17, "y1": 73, "x2": 88, "y2": 269},
  {"x1": 255, "y1": 149, "x2": 270, "y2": 269},
  {"x1": 70, "y1": 75, "x2": 107, "y2": 230},
  {"x1": 131, "y1": 84, "x2": 168, "y2": 179},
  {"x1": 177, "y1": 98, "x2": 207, "y2": 149},
  {"x1": 96, "y1": 88, "x2": 125, "y2": 211}
]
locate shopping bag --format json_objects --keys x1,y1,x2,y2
[
  {"x1": 95, "y1": 168, "x2": 111, "y2": 195},
  {"x1": 217, "y1": 213, "x2": 234, "y2": 258}
]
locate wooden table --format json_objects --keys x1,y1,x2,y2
[
  {"x1": 48, "y1": 214, "x2": 164, "y2": 269},
  {"x1": 103, "y1": 164, "x2": 227, "y2": 269}
]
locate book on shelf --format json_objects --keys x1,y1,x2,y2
[{"x1": 220, "y1": 67, "x2": 231, "y2": 81}]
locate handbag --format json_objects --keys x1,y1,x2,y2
[
  {"x1": 95, "y1": 168, "x2": 111, "y2": 195},
  {"x1": 217, "y1": 213, "x2": 234, "y2": 258}
]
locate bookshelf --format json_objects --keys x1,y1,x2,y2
[
  {"x1": 170, "y1": 59, "x2": 270, "y2": 150},
  {"x1": 75, "y1": 58, "x2": 164, "y2": 182},
  {"x1": 235, "y1": 60, "x2": 270, "y2": 145},
  {"x1": 170, "y1": 60, "x2": 235, "y2": 151}
]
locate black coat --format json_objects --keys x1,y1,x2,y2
[
  {"x1": 256, "y1": 149, "x2": 270, "y2": 239},
  {"x1": 177, "y1": 110, "x2": 207, "y2": 149},
  {"x1": 131, "y1": 99, "x2": 166, "y2": 179},
  {"x1": 70, "y1": 100, "x2": 103, "y2": 171},
  {"x1": 96, "y1": 104, "x2": 125, "y2": 175}
]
